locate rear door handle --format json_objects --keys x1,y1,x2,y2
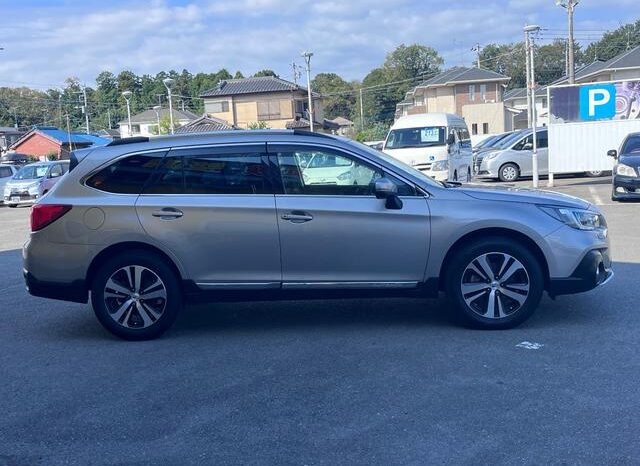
[
  {"x1": 152, "y1": 208, "x2": 183, "y2": 219},
  {"x1": 281, "y1": 211, "x2": 313, "y2": 223}
]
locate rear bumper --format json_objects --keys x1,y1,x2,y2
[
  {"x1": 24, "y1": 270, "x2": 88, "y2": 303},
  {"x1": 548, "y1": 249, "x2": 613, "y2": 297}
]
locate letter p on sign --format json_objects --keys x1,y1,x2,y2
[{"x1": 579, "y1": 84, "x2": 616, "y2": 121}]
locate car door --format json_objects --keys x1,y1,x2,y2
[
  {"x1": 511, "y1": 134, "x2": 534, "y2": 176},
  {"x1": 41, "y1": 163, "x2": 63, "y2": 194},
  {"x1": 135, "y1": 144, "x2": 281, "y2": 288},
  {"x1": 536, "y1": 130, "x2": 549, "y2": 175},
  {"x1": 268, "y1": 143, "x2": 430, "y2": 287}
]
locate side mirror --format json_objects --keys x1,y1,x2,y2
[
  {"x1": 607, "y1": 149, "x2": 618, "y2": 158},
  {"x1": 446, "y1": 134, "x2": 455, "y2": 146},
  {"x1": 374, "y1": 177, "x2": 403, "y2": 210}
]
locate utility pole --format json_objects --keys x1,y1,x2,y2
[
  {"x1": 81, "y1": 86, "x2": 90, "y2": 134},
  {"x1": 58, "y1": 95, "x2": 63, "y2": 128},
  {"x1": 122, "y1": 91, "x2": 133, "y2": 137},
  {"x1": 163, "y1": 78, "x2": 175, "y2": 134},
  {"x1": 524, "y1": 28, "x2": 532, "y2": 128},
  {"x1": 471, "y1": 43, "x2": 481, "y2": 68},
  {"x1": 556, "y1": 0, "x2": 579, "y2": 84},
  {"x1": 359, "y1": 88, "x2": 364, "y2": 131},
  {"x1": 107, "y1": 108, "x2": 112, "y2": 129},
  {"x1": 525, "y1": 25, "x2": 541, "y2": 189},
  {"x1": 301, "y1": 51, "x2": 314, "y2": 132},
  {"x1": 291, "y1": 62, "x2": 301, "y2": 85}
]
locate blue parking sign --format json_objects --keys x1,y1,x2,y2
[{"x1": 579, "y1": 84, "x2": 616, "y2": 121}]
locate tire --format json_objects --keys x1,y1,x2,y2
[
  {"x1": 498, "y1": 163, "x2": 520, "y2": 182},
  {"x1": 611, "y1": 186, "x2": 620, "y2": 202},
  {"x1": 585, "y1": 170, "x2": 603, "y2": 178},
  {"x1": 8, "y1": 204, "x2": 17, "y2": 208},
  {"x1": 445, "y1": 237, "x2": 544, "y2": 329},
  {"x1": 90, "y1": 250, "x2": 182, "y2": 340}
]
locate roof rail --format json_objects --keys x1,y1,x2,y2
[
  {"x1": 292, "y1": 129, "x2": 334, "y2": 139},
  {"x1": 106, "y1": 136, "x2": 149, "y2": 146}
]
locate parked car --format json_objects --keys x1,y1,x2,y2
[
  {"x1": 3, "y1": 160, "x2": 69, "y2": 207},
  {"x1": 23, "y1": 131, "x2": 612, "y2": 340},
  {"x1": 363, "y1": 140, "x2": 384, "y2": 151},
  {"x1": 0, "y1": 164, "x2": 18, "y2": 203},
  {"x1": 383, "y1": 113, "x2": 473, "y2": 182},
  {"x1": 0, "y1": 152, "x2": 33, "y2": 166},
  {"x1": 476, "y1": 129, "x2": 548, "y2": 182},
  {"x1": 609, "y1": 132, "x2": 640, "y2": 201}
]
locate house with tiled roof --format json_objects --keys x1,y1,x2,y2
[
  {"x1": 174, "y1": 114, "x2": 236, "y2": 133},
  {"x1": 10, "y1": 126, "x2": 109, "y2": 160},
  {"x1": 200, "y1": 76, "x2": 325, "y2": 130},
  {"x1": 552, "y1": 45, "x2": 640, "y2": 85},
  {"x1": 396, "y1": 67, "x2": 511, "y2": 135}
]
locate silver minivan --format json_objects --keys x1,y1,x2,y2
[{"x1": 23, "y1": 131, "x2": 612, "y2": 340}]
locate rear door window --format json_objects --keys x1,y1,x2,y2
[
  {"x1": 0, "y1": 167, "x2": 12, "y2": 178},
  {"x1": 86, "y1": 152, "x2": 165, "y2": 194}
]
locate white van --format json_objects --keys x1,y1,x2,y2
[{"x1": 383, "y1": 113, "x2": 473, "y2": 182}]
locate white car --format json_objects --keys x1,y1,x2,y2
[
  {"x1": 299, "y1": 151, "x2": 377, "y2": 186},
  {"x1": 0, "y1": 164, "x2": 18, "y2": 204},
  {"x1": 383, "y1": 113, "x2": 474, "y2": 182}
]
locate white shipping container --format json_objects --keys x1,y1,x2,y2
[
  {"x1": 547, "y1": 79, "x2": 640, "y2": 175},
  {"x1": 548, "y1": 119, "x2": 640, "y2": 174}
]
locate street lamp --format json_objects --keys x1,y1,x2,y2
[
  {"x1": 162, "y1": 78, "x2": 175, "y2": 134},
  {"x1": 301, "y1": 51, "x2": 314, "y2": 132},
  {"x1": 556, "y1": 0, "x2": 579, "y2": 84},
  {"x1": 122, "y1": 90, "x2": 133, "y2": 137},
  {"x1": 153, "y1": 105, "x2": 161, "y2": 136}
]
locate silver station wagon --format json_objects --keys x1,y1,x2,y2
[{"x1": 23, "y1": 131, "x2": 612, "y2": 340}]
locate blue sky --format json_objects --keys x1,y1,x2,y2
[{"x1": 0, "y1": 0, "x2": 637, "y2": 90}]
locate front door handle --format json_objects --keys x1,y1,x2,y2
[
  {"x1": 152, "y1": 208, "x2": 183, "y2": 219},
  {"x1": 281, "y1": 211, "x2": 313, "y2": 223}
]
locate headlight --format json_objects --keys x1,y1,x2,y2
[
  {"x1": 431, "y1": 160, "x2": 449, "y2": 171},
  {"x1": 485, "y1": 152, "x2": 499, "y2": 160},
  {"x1": 616, "y1": 164, "x2": 637, "y2": 177},
  {"x1": 539, "y1": 206, "x2": 605, "y2": 231}
]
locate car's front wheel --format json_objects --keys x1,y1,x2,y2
[
  {"x1": 499, "y1": 163, "x2": 520, "y2": 182},
  {"x1": 91, "y1": 251, "x2": 182, "y2": 340},
  {"x1": 445, "y1": 238, "x2": 544, "y2": 329}
]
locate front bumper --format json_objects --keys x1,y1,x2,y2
[
  {"x1": 3, "y1": 193, "x2": 38, "y2": 205},
  {"x1": 417, "y1": 168, "x2": 448, "y2": 182},
  {"x1": 548, "y1": 249, "x2": 613, "y2": 297},
  {"x1": 612, "y1": 175, "x2": 640, "y2": 198}
]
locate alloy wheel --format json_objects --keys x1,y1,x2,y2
[
  {"x1": 460, "y1": 252, "x2": 530, "y2": 319},
  {"x1": 103, "y1": 265, "x2": 167, "y2": 329},
  {"x1": 501, "y1": 166, "x2": 518, "y2": 181}
]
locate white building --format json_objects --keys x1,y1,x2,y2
[{"x1": 118, "y1": 108, "x2": 198, "y2": 138}]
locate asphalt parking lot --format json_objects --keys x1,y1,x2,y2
[{"x1": 1, "y1": 176, "x2": 639, "y2": 466}]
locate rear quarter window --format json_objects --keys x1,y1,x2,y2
[{"x1": 86, "y1": 153, "x2": 163, "y2": 194}]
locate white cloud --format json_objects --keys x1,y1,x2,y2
[{"x1": 0, "y1": 0, "x2": 636, "y2": 89}]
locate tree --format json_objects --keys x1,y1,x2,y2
[
  {"x1": 480, "y1": 43, "x2": 527, "y2": 88},
  {"x1": 247, "y1": 121, "x2": 269, "y2": 129},
  {"x1": 252, "y1": 69, "x2": 278, "y2": 78},
  {"x1": 311, "y1": 73, "x2": 355, "y2": 120},
  {"x1": 584, "y1": 19, "x2": 640, "y2": 62},
  {"x1": 537, "y1": 39, "x2": 584, "y2": 85},
  {"x1": 233, "y1": 71, "x2": 245, "y2": 79}
]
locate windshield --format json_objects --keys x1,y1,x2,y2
[
  {"x1": 622, "y1": 135, "x2": 640, "y2": 154},
  {"x1": 475, "y1": 135, "x2": 498, "y2": 149},
  {"x1": 495, "y1": 131, "x2": 528, "y2": 149},
  {"x1": 385, "y1": 126, "x2": 446, "y2": 150},
  {"x1": 14, "y1": 165, "x2": 48, "y2": 180},
  {"x1": 345, "y1": 139, "x2": 444, "y2": 188}
]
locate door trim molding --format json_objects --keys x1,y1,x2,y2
[{"x1": 281, "y1": 281, "x2": 419, "y2": 290}]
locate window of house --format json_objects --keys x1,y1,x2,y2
[
  {"x1": 275, "y1": 148, "x2": 415, "y2": 197},
  {"x1": 480, "y1": 84, "x2": 487, "y2": 101},
  {"x1": 131, "y1": 124, "x2": 141, "y2": 134},
  {"x1": 471, "y1": 123, "x2": 478, "y2": 135},
  {"x1": 209, "y1": 101, "x2": 230, "y2": 113},
  {"x1": 469, "y1": 85, "x2": 475, "y2": 102},
  {"x1": 86, "y1": 153, "x2": 164, "y2": 194},
  {"x1": 257, "y1": 101, "x2": 282, "y2": 120},
  {"x1": 482, "y1": 123, "x2": 489, "y2": 134}
]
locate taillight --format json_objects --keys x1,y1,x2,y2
[{"x1": 31, "y1": 204, "x2": 72, "y2": 232}]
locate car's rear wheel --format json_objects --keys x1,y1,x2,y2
[
  {"x1": 90, "y1": 251, "x2": 182, "y2": 340},
  {"x1": 445, "y1": 238, "x2": 544, "y2": 329},
  {"x1": 585, "y1": 170, "x2": 603, "y2": 178},
  {"x1": 499, "y1": 163, "x2": 520, "y2": 182},
  {"x1": 8, "y1": 204, "x2": 17, "y2": 208}
]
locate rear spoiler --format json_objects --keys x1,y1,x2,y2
[{"x1": 68, "y1": 148, "x2": 96, "y2": 172}]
